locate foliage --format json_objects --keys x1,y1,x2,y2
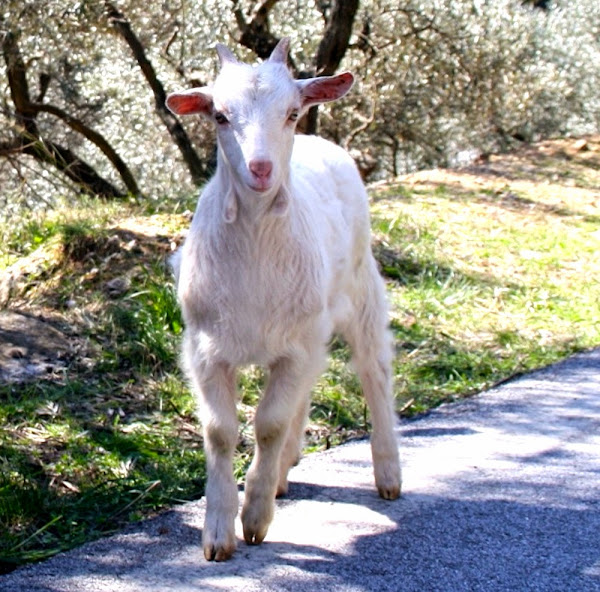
[
  {"x1": 344, "y1": 0, "x2": 600, "y2": 175},
  {"x1": 1, "y1": 0, "x2": 599, "y2": 212}
]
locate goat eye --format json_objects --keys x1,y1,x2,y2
[
  {"x1": 214, "y1": 112, "x2": 229, "y2": 125},
  {"x1": 288, "y1": 110, "x2": 299, "y2": 122}
]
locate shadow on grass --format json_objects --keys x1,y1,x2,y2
[
  {"x1": 372, "y1": 238, "x2": 525, "y2": 293},
  {"x1": 0, "y1": 376, "x2": 205, "y2": 575},
  {"x1": 463, "y1": 185, "x2": 600, "y2": 224}
]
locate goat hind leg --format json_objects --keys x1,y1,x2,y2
[
  {"x1": 345, "y1": 266, "x2": 401, "y2": 500},
  {"x1": 276, "y1": 393, "x2": 311, "y2": 497},
  {"x1": 242, "y1": 352, "x2": 324, "y2": 544}
]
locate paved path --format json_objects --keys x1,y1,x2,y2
[{"x1": 2, "y1": 349, "x2": 599, "y2": 591}]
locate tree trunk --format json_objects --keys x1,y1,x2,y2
[
  {"x1": 231, "y1": 0, "x2": 359, "y2": 135},
  {"x1": 305, "y1": 0, "x2": 360, "y2": 135},
  {"x1": 105, "y1": 2, "x2": 210, "y2": 186},
  {"x1": 233, "y1": 0, "x2": 282, "y2": 59}
]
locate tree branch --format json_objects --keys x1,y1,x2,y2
[
  {"x1": 304, "y1": 0, "x2": 359, "y2": 135},
  {"x1": 343, "y1": 99, "x2": 376, "y2": 151},
  {"x1": 2, "y1": 31, "x2": 37, "y2": 131},
  {"x1": 2, "y1": 30, "x2": 125, "y2": 198},
  {"x1": 232, "y1": 0, "x2": 282, "y2": 59},
  {"x1": 315, "y1": 0, "x2": 359, "y2": 76},
  {"x1": 105, "y1": 1, "x2": 209, "y2": 185},
  {"x1": 23, "y1": 135, "x2": 125, "y2": 198},
  {"x1": 31, "y1": 102, "x2": 141, "y2": 196},
  {"x1": 36, "y1": 72, "x2": 51, "y2": 103},
  {"x1": 0, "y1": 138, "x2": 23, "y2": 156}
]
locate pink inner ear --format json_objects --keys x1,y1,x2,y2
[
  {"x1": 300, "y1": 72, "x2": 354, "y2": 107},
  {"x1": 166, "y1": 91, "x2": 211, "y2": 116}
]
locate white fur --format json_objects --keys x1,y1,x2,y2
[{"x1": 167, "y1": 38, "x2": 401, "y2": 562}]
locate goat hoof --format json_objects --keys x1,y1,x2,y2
[
  {"x1": 243, "y1": 525, "x2": 268, "y2": 546},
  {"x1": 374, "y1": 457, "x2": 402, "y2": 500},
  {"x1": 204, "y1": 541, "x2": 236, "y2": 562},
  {"x1": 202, "y1": 521, "x2": 237, "y2": 561},
  {"x1": 275, "y1": 479, "x2": 289, "y2": 498},
  {"x1": 241, "y1": 505, "x2": 272, "y2": 545},
  {"x1": 377, "y1": 483, "x2": 401, "y2": 500},
  {"x1": 241, "y1": 491, "x2": 274, "y2": 546}
]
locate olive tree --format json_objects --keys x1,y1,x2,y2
[{"x1": 0, "y1": 0, "x2": 599, "y2": 215}]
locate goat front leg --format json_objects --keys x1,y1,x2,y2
[
  {"x1": 191, "y1": 361, "x2": 239, "y2": 561},
  {"x1": 241, "y1": 353, "x2": 322, "y2": 545}
]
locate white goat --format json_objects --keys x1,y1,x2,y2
[{"x1": 166, "y1": 38, "x2": 401, "y2": 562}]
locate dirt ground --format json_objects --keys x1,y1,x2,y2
[
  {"x1": 0, "y1": 219, "x2": 181, "y2": 383},
  {"x1": 0, "y1": 311, "x2": 77, "y2": 382}
]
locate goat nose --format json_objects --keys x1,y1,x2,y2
[{"x1": 249, "y1": 159, "x2": 273, "y2": 180}]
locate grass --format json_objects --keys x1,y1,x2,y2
[
  {"x1": 371, "y1": 137, "x2": 600, "y2": 412},
  {"x1": 1, "y1": 136, "x2": 599, "y2": 572}
]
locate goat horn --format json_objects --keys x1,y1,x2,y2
[
  {"x1": 216, "y1": 43, "x2": 239, "y2": 67},
  {"x1": 268, "y1": 37, "x2": 290, "y2": 64}
]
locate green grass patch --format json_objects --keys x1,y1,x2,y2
[{"x1": 0, "y1": 372, "x2": 204, "y2": 573}]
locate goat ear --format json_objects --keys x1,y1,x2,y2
[
  {"x1": 166, "y1": 88, "x2": 213, "y2": 116},
  {"x1": 216, "y1": 43, "x2": 239, "y2": 67},
  {"x1": 268, "y1": 37, "x2": 290, "y2": 64},
  {"x1": 296, "y1": 72, "x2": 354, "y2": 109}
]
